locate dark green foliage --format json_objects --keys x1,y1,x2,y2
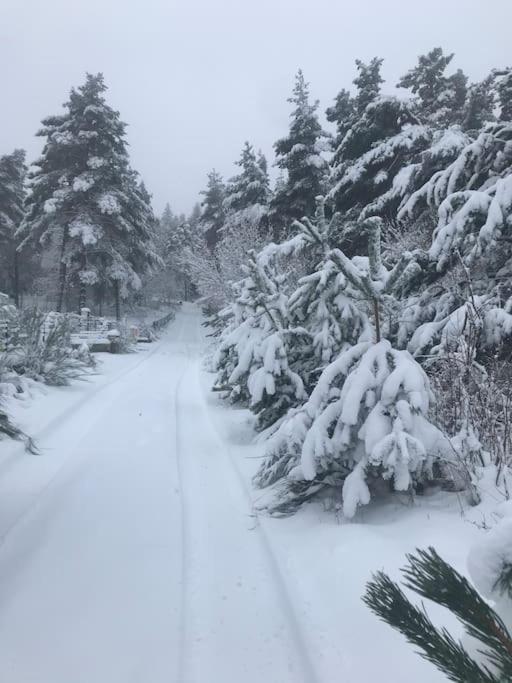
[
  {"x1": 270, "y1": 70, "x2": 330, "y2": 236},
  {"x1": 353, "y1": 57, "x2": 384, "y2": 114},
  {"x1": 329, "y1": 97, "x2": 427, "y2": 220},
  {"x1": 0, "y1": 150, "x2": 26, "y2": 304},
  {"x1": 364, "y1": 547, "x2": 512, "y2": 682},
  {"x1": 462, "y1": 78, "x2": 496, "y2": 132},
  {"x1": 224, "y1": 142, "x2": 270, "y2": 213},
  {"x1": 398, "y1": 47, "x2": 468, "y2": 125},
  {"x1": 326, "y1": 88, "x2": 355, "y2": 164},
  {"x1": 201, "y1": 169, "x2": 226, "y2": 249},
  {"x1": 496, "y1": 68, "x2": 512, "y2": 122}
]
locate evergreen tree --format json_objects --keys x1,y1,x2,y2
[
  {"x1": 398, "y1": 47, "x2": 468, "y2": 125},
  {"x1": 270, "y1": 70, "x2": 330, "y2": 237},
  {"x1": 0, "y1": 149, "x2": 26, "y2": 305},
  {"x1": 254, "y1": 215, "x2": 447, "y2": 514},
  {"x1": 213, "y1": 243, "x2": 308, "y2": 430},
  {"x1": 19, "y1": 73, "x2": 156, "y2": 314},
  {"x1": 398, "y1": 119, "x2": 512, "y2": 357},
  {"x1": 495, "y1": 67, "x2": 512, "y2": 121},
  {"x1": 287, "y1": 197, "x2": 372, "y2": 369},
  {"x1": 326, "y1": 88, "x2": 356, "y2": 165},
  {"x1": 200, "y1": 170, "x2": 226, "y2": 250},
  {"x1": 462, "y1": 77, "x2": 496, "y2": 132},
  {"x1": 353, "y1": 57, "x2": 384, "y2": 114},
  {"x1": 224, "y1": 142, "x2": 270, "y2": 213},
  {"x1": 328, "y1": 97, "x2": 430, "y2": 222}
]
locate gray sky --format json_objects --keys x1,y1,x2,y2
[{"x1": 2, "y1": 0, "x2": 511, "y2": 216}]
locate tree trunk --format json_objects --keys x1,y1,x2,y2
[
  {"x1": 57, "y1": 229, "x2": 68, "y2": 313},
  {"x1": 114, "y1": 281, "x2": 121, "y2": 321},
  {"x1": 373, "y1": 298, "x2": 381, "y2": 343},
  {"x1": 13, "y1": 251, "x2": 20, "y2": 308},
  {"x1": 78, "y1": 251, "x2": 87, "y2": 313}
]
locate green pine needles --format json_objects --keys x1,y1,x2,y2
[{"x1": 364, "y1": 547, "x2": 512, "y2": 682}]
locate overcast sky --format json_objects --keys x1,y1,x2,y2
[{"x1": 2, "y1": 0, "x2": 511, "y2": 215}]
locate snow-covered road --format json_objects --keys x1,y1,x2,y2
[
  {"x1": 0, "y1": 304, "x2": 482, "y2": 683},
  {"x1": 0, "y1": 305, "x2": 319, "y2": 683}
]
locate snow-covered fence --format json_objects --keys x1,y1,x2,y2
[
  {"x1": 134, "y1": 306, "x2": 179, "y2": 343},
  {"x1": 151, "y1": 310, "x2": 176, "y2": 332}
]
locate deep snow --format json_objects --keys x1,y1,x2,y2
[{"x1": 0, "y1": 304, "x2": 487, "y2": 682}]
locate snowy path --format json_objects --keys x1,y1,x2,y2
[{"x1": 0, "y1": 305, "x2": 319, "y2": 683}]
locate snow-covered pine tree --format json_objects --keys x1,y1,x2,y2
[
  {"x1": 200, "y1": 170, "x2": 226, "y2": 250},
  {"x1": 325, "y1": 88, "x2": 356, "y2": 167},
  {"x1": 398, "y1": 118, "x2": 512, "y2": 358},
  {"x1": 398, "y1": 47, "x2": 468, "y2": 126},
  {"x1": 462, "y1": 76, "x2": 496, "y2": 133},
  {"x1": 254, "y1": 216, "x2": 447, "y2": 516},
  {"x1": 364, "y1": 521, "x2": 512, "y2": 682},
  {"x1": 221, "y1": 142, "x2": 271, "y2": 246},
  {"x1": 213, "y1": 245, "x2": 307, "y2": 431},
  {"x1": 328, "y1": 96, "x2": 431, "y2": 224},
  {"x1": 287, "y1": 197, "x2": 373, "y2": 371},
  {"x1": 113, "y1": 176, "x2": 161, "y2": 316},
  {"x1": 495, "y1": 67, "x2": 512, "y2": 122},
  {"x1": 353, "y1": 57, "x2": 385, "y2": 114},
  {"x1": 19, "y1": 73, "x2": 156, "y2": 314},
  {"x1": 224, "y1": 142, "x2": 270, "y2": 215},
  {"x1": 0, "y1": 150, "x2": 26, "y2": 305},
  {"x1": 325, "y1": 58, "x2": 384, "y2": 179},
  {"x1": 269, "y1": 70, "x2": 330, "y2": 238}
]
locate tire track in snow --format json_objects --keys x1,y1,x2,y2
[
  {"x1": 173, "y1": 344, "x2": 192, "y2": 683},
  {"x1": 191, "y1": 357, "x2": 321, "y2": 683},
  {"x1": 173, "y1": 310, "x2": 321, "y2": 683}
]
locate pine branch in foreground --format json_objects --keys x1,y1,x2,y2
[{"x1": 363, "y1": 547, "x2": 512, "y2": 683}]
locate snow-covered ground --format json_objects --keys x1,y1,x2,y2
[{"x1": 0, "y1": 304, "x2": 487, "y2": 682}]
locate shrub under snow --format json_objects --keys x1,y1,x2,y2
[{"x1": 256, "y1": 340, "x2": 448, "y2": 517}]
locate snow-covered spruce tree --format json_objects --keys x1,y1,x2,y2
[
  {"x1": 200, "y1": 170, "x2": 226, "y2": 250},
  {"x1": 353, "y1": 57, "x2": 385, "y2": 115},
  {"x1": 364, "y1": 522, "x2": 512, "y2": 682},
  {"x1": 212, "y1": 246, "x2": 307, "y2": 431},
  {"x1": 325, "y1": 87, "x2": 355, "y2": 167},
  {"x1": 0, "y1": 150, "x2": 26, "y2": 305},
  {"x1": 398, "y1": 47, "x2": 468, "y2": 126},
  {"x1": 19, "y1": 73, "x2": 157, "y2": 315},
  {"x1": 212, "y1": 196, "x2": 339, "y2": 407},
  {"x1": 495, "y1": 67, "x2": 512, "y2": 122},
  {"x1": 287, "y1": 197, "x2": 373, "y2": 371},
  {"x1": 219, "y1": 143, "x2": 271, "y2": 258},
  {"x1": 398, "y1": 119, "x2": 512, "y2": 358},
  {"x1": 224, "y1": 142, "x2": 270, "y2": 218},
  {"x1": 328, "y1": 96, "x2": 431, "y2": 224},
  {"x1": 269, "y1": 70, "x2": 330, "y2": 238},
  {"x1": 254, "y1": 217, "x2": 448, "y2": 516},
  {"x1": 462, "y1": 76, "x2": 496, "y2": 133},
  {"x1": 326, "y1": 57, "x2": 385, "y2": 171},
  {"x1": 115, "y1": 176, "x2": 161, "y2": 315}
]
